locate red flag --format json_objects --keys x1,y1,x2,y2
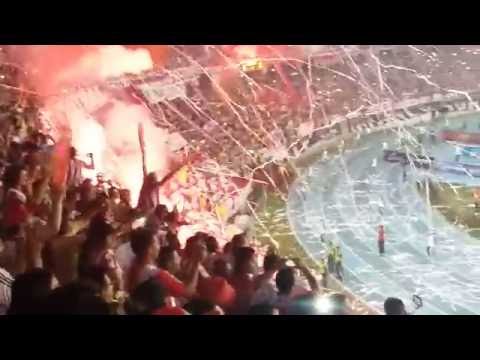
[{"x1": 51, "y1": 136, "x2": 71, "y2": 188}]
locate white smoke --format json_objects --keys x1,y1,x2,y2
[
  {"x1": 12, "y1": 45, "x2": 174, "y2": 204},
  {"x1": 55, "y1": 45, "x2": 154, "y2": 87}
]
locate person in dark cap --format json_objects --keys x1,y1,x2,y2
[{"x1": 384, "y1": 297, "x2": 407, "y2": 315}]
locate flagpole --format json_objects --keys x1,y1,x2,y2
[{"x1": 138, "y1": 122, "x2": 147, "y2": 178}]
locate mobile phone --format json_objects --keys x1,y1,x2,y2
[
  {"x1": 132, "y1": 217, "x2": 146, "y2": 229},
  {"x1": 285, "y1": 259, "x2": 295, "y2": 267}
]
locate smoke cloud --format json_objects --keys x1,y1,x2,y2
[{"x1": 10, "y1": 45, "x2": 173, "y2": 204}]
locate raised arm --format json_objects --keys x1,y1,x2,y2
[
  {"x1": 49, "y1": 183, "x2": 66, "y2": 235},
  {"x1": 86, "y1": 153, "x2": 95, "y2": 170},
  {"x1": 293, "y1": 258, "x2": 319, "y2": 293},
  {"x1": 79, "y1": 153, "x2": 95, "y2": 170}
]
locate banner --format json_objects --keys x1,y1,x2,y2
[{"x1": 439, "y1": 130, "x2": 480, "y2": 145}]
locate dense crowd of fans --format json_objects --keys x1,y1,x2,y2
[
  {"x1": 0, "y1": 57, "x2": 333, "y2": 314},
  {"x1": 0, "y1": 119, "x2": 330, "y2": 314},
  {"x1": 1, "y1": 45, "x2": 480, "y2": 315}
]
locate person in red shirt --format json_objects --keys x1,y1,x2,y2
[
  {"x1": 155, "y1": 245, "x2": 195, "y2": 299},
  {"x1": 198, "y1": 276, "x2": 236, "y2": 311},
  {"x1": 378, "y1": 224, "x2": 385, "y2": 255},
  {"x1": 198, "y1": 256, "x2": 236, "y2": 311},
  {"x1": 127, "y1": 228, "x2": 198, "y2": 300},
  {"x1": 152, "y1": 305, "x2": 189, "y2": 315}
]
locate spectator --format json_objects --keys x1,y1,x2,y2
[
  {"x1": 8, "y1": 268, "x2": 57, "y2": 314},
  {"x1": 228, "y1": 246, "x2": 256, "y2": 314},
  {"x1": 137, "y1": 172, "x2": 161, "y2": 213},
  {"x1": 0, "y1": 267, "x2": 13, "y2": 315},
  {"x1": 145, "y1": 204, "x2": 170, "y2": 235},
  {"x1": 77, "y1": 179, "x2": 96, "y2": 214},
  {"x1": 248, "y1": 303, "x2": 279, "y2": 315},
  {"x1": 197, "y1": 269, "x2": 236, "y2": 310},
  {"x1": 6, "y1": 141, "x2": 24, "y2": 167},
  {"x1": 2, "y1": 165, "x2": 28, "y2": 230},
  {"x1": 44, "y1": 281, "x2": 112, "y2": 315},
  {"x1": 227, "y1": 232, "x2": 248, "y2": 269},
  {"x1": 126, "y1": 277, "x2": 187, "y2": 315},
  {"x1": 274, "y1": 258, "x2": 319, "y2": 315},
  {"x1": 1, "y1": 225, "x2": 23, "y2": 272},
  {"x1": 329, "y1": 293, "x2": 350, "y2": 315},
  {"x1": 165, "y1": 230, "x2": 182, "y2": 253},
  {"x1": 183, "y1": 298, "x2": 224, "y2": 315},
  {"x1": 157, "y1": 245, "x2": 181, "y2": 276},
  {"x1": 212, "y1": 258, "x2": 231, "y2": 279},
  {"x1": 78, "y1": 215, "x2": 123, "y2": 293},
  {"x1": 77, "y1": 265, "x2": 115, "y2": 305},
  {"x1": 128, "y1": 228, "x2": 197, "y2": 300},
  {"x1": 2, "y1": 164, "x2": 29, "y2": 275},
  {"x1": 384, "y1": 297, "x2": 407, "y2": 315},
  {"x1": 203, "y1": 235, "x2": 221, "y2": 272},
  {"x1": 66, "y1": 147, "x2": 94, "y2": 189},
  {"x1": 180, "y1": 232, "x2": 209, "y2": 282},
  {"x1": 251, "y1": 252, "x2": 283, "y2": 306},
  {"x1": 126, "y1": 227, "x2": 161, "y2": 292},
  {"x1": 119, "y1": 188, "x2": 132, "y2": 208}
]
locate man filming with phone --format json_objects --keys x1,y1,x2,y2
[{"x1": 66, "y1": 147, "x2": 95, "y2": 189}]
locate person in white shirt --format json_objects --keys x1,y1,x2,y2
[
  {"x1": 125, "y1": 228, "x2": 161, "y2": 292},
  {"x1": 0, "y1": 267, "x2": 13, "y2": 315},
  {"x1": 251, "y1": 253, "x2": 283, "y2": 307}
]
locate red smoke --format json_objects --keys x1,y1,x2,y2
[
  {"x1": 7, "y1": 45, "x2": 175, "y2": 203},
  {"x1": 9, "y1": 45, "x2": 101, "y2": 95},
  {"x1": 8, "y1": 45, "x2": 170, "y2": 96},
  {"x1": 125, "y1": 45, "x2": 171, "y2": 67}
]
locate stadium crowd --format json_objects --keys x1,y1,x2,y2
[
  {"x1": 0, "y1": 55, "x2": 335, "y2": 314},
  {"x1": 0, "y1": 45, "x2": 479, "y2": 315},
  {"x1": 0, "y1": 114, "x2": 329, "y2": 314}
]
